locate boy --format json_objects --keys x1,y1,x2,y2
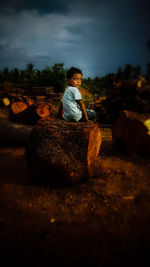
[{"x1": 58, "y1": 67, "x2": 96, "y2": 122}]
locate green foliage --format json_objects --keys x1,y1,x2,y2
[
  {"x1": 0, "y1": 63, "x2": 67, "y2": 93},
  {"x1": 50, "y1": 63, "x2": 67, "y2": 92},
  {"x1": 82, "y1": 73, "x2": 115, "y2": 96},
  {"x1": 82, "y1": 95, "x2": 94, "y2": 107},
  {"x1": 0, "y1": 62, "x2": 145, "y2": 95},
  {"x1": 82, "y1": 64, "x2": 143, "y2": 96}
]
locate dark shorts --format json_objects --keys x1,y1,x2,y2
[{"x1": 79, "y1": 109, "x2": 96, "y2": 122}]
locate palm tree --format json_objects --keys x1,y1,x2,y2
[
  {"x1": 116, "y1": 67, "x2": 123, "y2": 81},
  {"x1": 123, "y1": 64, "x2": 134, "y2": 80},
  {"x1": 133, "y1": 65, "x2": 142, "y2": 79},
  {"x1": 25, "y1": 63, "x2": 35, "y2": 84},
  {"x1": 3, "y1": 67, "x2": 9, "y2": 81}
]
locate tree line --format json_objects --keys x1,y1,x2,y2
[
  {"x1": 0, "y1": 62, "x2": 150, "y2": 96},
  {"x1": 82, "y1": 64, "x2": 149, "y2": 96},
  {"x1": 0, "y1": 63, "x2": 67, "y2": 93}
]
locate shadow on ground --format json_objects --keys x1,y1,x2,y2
[{"x1": 0, "y1": 127, "x2": 150, "y2": 266}]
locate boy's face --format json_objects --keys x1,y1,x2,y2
[{"x1": 68, "y1": 73, "x2": 82, "y2": 88}]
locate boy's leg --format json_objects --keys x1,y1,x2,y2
[{"x1": 86, "y1": 108, "x2": 97, "y2": 122}]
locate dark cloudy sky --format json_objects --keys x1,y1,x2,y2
[{"x1": 0, "y1": 0, "x2": 150, "y2": 77}]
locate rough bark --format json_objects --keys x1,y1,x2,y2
[
  {"x1": 0, "y1": 117, "x2": 33, "y2": 146},
  {"x1": 112, "y1": 110, "x2": 150, "y2": 157},
  {"x1": 26, "y1": 118, "x2": 102, "y2": 186}
]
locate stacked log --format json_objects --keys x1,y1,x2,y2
[
  {"x1": 46, "y1": 92, "x2": 63, "y2": 102},
  {"x1": 36, "y1": 102, "x2": 53, "y2": 117},
  {"x1": 0, "y1": 97, "x2": 10, "y2": 107},
  {"x1": 36, "y1": 96, "x2": 46, "y2": 102},
  {"x1": 9, "y1": 102, "x2": 53, "y2": 125},
  {"x1": 0, "y1": 91, "x2": 10, "y2": 107},
  {"x1": 22, "y1": 96, "x2": 35, "y2": 106},
  {"x1": 0, "y1": 90, "x2": 35, "y2": 106},
  {"x1": 26, "y1": 118, "x2": 102, "y2": 186},
  {"x1": 112, "y1": 110, "x2": 150, "y2": 157},
  {"x1": 95, "y1": 79, "x2": 150, "y2": 124},
  {"x1": 31, "y1": 86, "x2": 54, "y2": 96}
]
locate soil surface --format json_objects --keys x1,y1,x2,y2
[{"x1": 0, "y1": 109, "x2": 150, "y2": 266}]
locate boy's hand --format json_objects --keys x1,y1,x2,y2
[
  {"x1": 85, "y1": 117, "x2": 94, "y2": 124},
  {"x1": 76, "y1": 99, "x2": 94, "y2": 124},
  {"x1": 87, "y1": 119, "x2": 94, "y2": 124}
]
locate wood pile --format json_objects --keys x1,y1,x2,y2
[
  {"x1": 0, "y1": 90, "x2": 35, "y2": 106},
  {"x1": 36, "y1": 96, "x2": 46, "y2": 102},
  {"x1": 46, "y1": 92, "x2": 63, "y2": 102},
  {"x1": 95, "y1": 79, "x2": 150, "y2": 124},
  {"x1": 9, "y1": 101, "x2": 53, "y2": 125},
  {"x1": 0, "y1": 90, "x2": 62, "y2": 108},
  {"x1": 31, "y1": 86, "x2": 54, "y2": 96},
  {"x1": 26, "y1": 118, "x2": 102, "y2": 186},
  {"x1": 112, "y1": 110, "x2": 150, "y2": 157}
]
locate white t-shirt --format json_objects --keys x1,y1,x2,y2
[{"x1": 62, "y1": 86, "x2": 82, "y2": 122}]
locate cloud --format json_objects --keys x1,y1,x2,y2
[
  {"x1": 0, "y1": 0, "x2": 150, "y2": 77},
  {"x1": 0, "y1": 10, "x2": 86, "y2": 69},
  {"x1": 0, "y1": 0, "x2": 70, "y2": 15}
]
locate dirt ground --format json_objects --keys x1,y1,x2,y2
[{"x1": 0, "y1": 117, "x2": 150, "y2": 266}]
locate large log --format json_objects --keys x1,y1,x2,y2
[
  {"x1": 0, "y1": 117, "x2": 33, "y2": 146},
  {"x1": 112, "y1": 110, "x2": 150, "y2": 157},
  {"x1": 26, "y1": 118, "x2": 102, "y2": 186},
  {"x1": 96, "y1": 80, "x2": 150, "y2": 124}
]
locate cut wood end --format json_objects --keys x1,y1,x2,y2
[
  {"x1": 2, "y1": 97, "x2": 10, "y2": 106},
  {"x1": 87, "y1": 123, "x2": 102, "y2": 176},
  {"x1": 11, "y1": 102, "x2": 28, "y2": 114},
  {"x1": 36, "y1": 103, "x2": 53, "y2": 117}
]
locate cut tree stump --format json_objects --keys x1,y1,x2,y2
[
  {"x1": 10, "y1": 101, "x2": 53, "y2": 125},
  {"x1": 26, "y1": 118, "x2": 102, "y2": 186},
  {"x1": 0, "y1": 117, "x2": 33, "y2": 146},
  {"x1": 112, "y1": 110, "x2": 150, "y2": 157}
]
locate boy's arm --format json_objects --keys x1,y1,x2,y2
[
  {"x1": 57, "y1": 101, "x2": 64, "y2": 119},
  {"x1": 76, "y1": 99, "x2": 89, "y2": 122}
]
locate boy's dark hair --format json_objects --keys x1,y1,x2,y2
[{"x1": 67, "y1": 67, "x2": 82, "y2": 79}]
